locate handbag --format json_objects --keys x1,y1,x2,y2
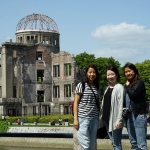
[
  {"x1": 122, "y1": 86, "x2": 131, "y2": 119},
  {"x1": 89, "y1": 85, "x2": 107, "y2": 138},
  {"x1": 97, "y1": 126, "x2": 108, "y2": 139},
  {"x1": 122, "y1": 108, "x2": 131, "y2": 119}
]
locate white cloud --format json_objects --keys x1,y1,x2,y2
[
  {"x1": 91, "y1": 22, "x2": 150, "y2": 47},
  {"x1": 89, "y1": 47, "x2": 150, "y2": 66},
  {"x1": 90, "y1": 23, "x2": 150, "y2": 65},
  {"x1": 91, "y1": 48, "x2": 140, "y2": 59}
]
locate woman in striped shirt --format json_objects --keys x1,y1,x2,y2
[{"x1": 74, "y1": 64, "x2": 100, "y2": 150}]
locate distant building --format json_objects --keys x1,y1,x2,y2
[{"x1": 0, "y1": 14, "x2": 80, "y2": 116}]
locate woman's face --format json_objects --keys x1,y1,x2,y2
[
  {"x1": 106, "y1": 70, "x2": 117, "y2": 84},
  {"x1": 124, "y1": 67, "x2": 135, "y2": 81},
  {"x1": 87, "y1": 67, "x2": 96, "y2": 83}
]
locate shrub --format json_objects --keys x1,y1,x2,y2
[
  {"x1": 0, "y1": 121, "x2": 9, "y2": 132},
  {"x1": 5, "y1": 114, "x2": 74, "y2": 124}
]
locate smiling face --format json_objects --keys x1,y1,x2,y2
[
  {"x1": 106, "y1": 70, "x2": 117, "y2": 85},
  {"x1": 87, "y1": 67, "x2": 96, "y2": 84},
  {"x1": 124, "y1": 67, "x2": 135, "y2": 81}
]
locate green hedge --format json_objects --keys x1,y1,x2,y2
[
  {"x1": 2, "y1": 114, "x2": 74, "y2": 124},
  {"x1": 0, "y1": 121, "x2": 9, "y2": 132}
]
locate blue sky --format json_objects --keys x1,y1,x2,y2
[{"x1": 0, "y1": 0, "x2": 150, "y2": 66}]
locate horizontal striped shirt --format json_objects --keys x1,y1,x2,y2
[{"x1": 75, "y1": 82, "x2": 100, "y2": 119}]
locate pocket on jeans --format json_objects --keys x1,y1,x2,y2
[{"x1": 135, "y1": 114, "x2": 147, "y2": 128}]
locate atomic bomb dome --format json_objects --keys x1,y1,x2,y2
[
  {"x1": 0, "y1": 12, "x2": 76, "y2": 120},
  {"x1": 15, "y1": 13, "x2": 60, "y2": 48},
  {"x1": 16, "y1": 13, "x2": 59, "y2": 33}
]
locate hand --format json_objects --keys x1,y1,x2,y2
[
  {"x1": 115, "y1": 123, "x2": 121, "y2": 129},
  {"x1": 97, "y1": 106, "x2": 100, "y2": 112},
  {"x1": 74, "y1": 119, "x2": 79, "y2": 130},
  {"x1": 126, "y1": 80, "x2": 130, "y2": 86}
]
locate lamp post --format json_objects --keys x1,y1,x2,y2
[
  {"x1": 39, "y1": 102, "x2": 41, "y2": 117},
  {"x1": 72, "y1": 54, "x2": 76, "y2": 90},
  {"x1": 36, "y1": 94, "x2": 43, "y2": 117}
]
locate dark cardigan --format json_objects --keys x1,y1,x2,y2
[{"x1": 125, "y1": 79, "x2": 147, "y2": 115}]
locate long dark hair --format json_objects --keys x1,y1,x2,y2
[
  {"x1": 123, "y1": 63, "x2": 140, "y2": 86},
  {"x1": 85, "y1": 64, "x2": 100, "y2": 89},
  {"x1": 106, "y1": 65, "x2": 120, "y2": 81}
]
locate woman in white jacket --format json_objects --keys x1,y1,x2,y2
[{"x1": 99, "y1": 65, "x2": 124, "y2": 150}]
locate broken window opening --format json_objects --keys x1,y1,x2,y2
[
  {"x1": 64, "y1": 63, "x2": 71, "y2": 76},
  {"x1": 53, "y1": 65, "x2": 60, "y2": 77},
  {"x1": 64, "y1": 84, "x2": 71, "y2": 97},
  {"x1": 36, "y1": 52, "x2": 42, "y2": 60},
  {"x1": 31, "y1": 36, "x2": 34, "y2": 41},
  {"x1": 27, "y1": 36, "x2": 30, "y2": 41},
  {"x1": 33, "y1": 106, "x2": 36, "y2": 115},
  {"x1": 35, "y1": 36, "x2": 38, "y2": 43},
  {"x1": 53, "y1": 86, "x2": 60, "y2": 98},
  {"x1": 13, "y1": 86, "x2": 17, "y2": 98},
  {"x1": 37, "y1": 91, "x2": 44, "y2": 102},
  {"x1": 55, "y1": 39, "x2": 57, "y2": 45},
  {"x1": 37, "y1": 70, "x2": 44, "y2": 82}
]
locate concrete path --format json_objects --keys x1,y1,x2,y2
[{"x1": 0, "y1": 126, "x2": 148, "y2": 149}]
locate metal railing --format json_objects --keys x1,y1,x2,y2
[{"x1": 0, "y1": 133, "x2": 149, "y2": 139}]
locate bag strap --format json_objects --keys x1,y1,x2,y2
[
  {"x1": 89, "y1": 85, "x2": 97, "y2": 100},
  {"x1": 124, "y1": 85, "x2": 131, "y2": 109},
  {"x1": 79, "y1": 82, "x2": 85, "y2": 100},
  {"x1": 81, "y1": 82, "x2": 85, "y2": 93},
  {"x1": 88, "y1": 85, "x2": 100, "y2": 111}
]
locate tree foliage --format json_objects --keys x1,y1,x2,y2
[
  {"x1": 75, "y1": 52, "x2": 95, "y2": 69},
  {"x1": 135, "y1": 60, "x2": 150, "y2": 101}
]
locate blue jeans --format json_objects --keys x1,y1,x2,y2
[
  {"x1": 105, "y1": 121, "x2": 122, "y2": 150},
  {"x1": 77, "y1": 117, "x2": 98, "y2": 150},
  {"x1": 126, "y1": 113, "x2": 147, "y2": 150}
]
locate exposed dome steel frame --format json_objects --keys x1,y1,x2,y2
[{"x1": 16, "y1": 14, "x2": 59, "y2": 33}]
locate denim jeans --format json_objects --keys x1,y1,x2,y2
[
  {"x1": 126, "y1": 113, "x2": 147, "y2": 150},
  {"x1": 105, "y1": 121, "x2": 122, "y2": 150},
  {"x1": 77, "y1": 117, "x2": 98, "y2": 150}
]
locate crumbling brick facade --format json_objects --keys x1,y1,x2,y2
[{"x1": 0, "y1": 14, "x2": 78, "y2": 117}]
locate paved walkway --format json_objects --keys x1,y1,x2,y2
[{"x1": 0, "y1": 126, "x2": 149, "y2": 149}]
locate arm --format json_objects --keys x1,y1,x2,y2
[
  {"x1": 97, "y1": 88, "x2": 101, "y2": 111},
  {"x1": 115, "y1": 85, "x2": 124, "y2": 129},
  {"x1": 74, "y1": 93, "x2": 81, "y2": 130},
  {"x1": 126, "y1": 79, "x2": 145, "y2": 99},
  {"x1": 96, "y1": 98, "x2": 100, "y2": 111}
]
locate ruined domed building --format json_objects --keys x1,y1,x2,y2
[{"x1": 0, "y1": 14, "x2": 79, "y2": 116}]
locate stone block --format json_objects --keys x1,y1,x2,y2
[
  {"x1": 65, "y1": 122, "x2": 69, "y2": 126},
  {"x1": 34, "y1": 122, "x2": 37, "y2": 125}
]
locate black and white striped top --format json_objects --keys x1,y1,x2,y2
[{"x1": 75, "y1": 82, "x2": 100, "y2": 119}]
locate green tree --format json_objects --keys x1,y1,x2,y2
[
  {"x1": 135, "y1": 60, "x2": 150, "y2": 101},
  {"x1": 74, "y1": 52, "x2": 95, "y2": 69}
]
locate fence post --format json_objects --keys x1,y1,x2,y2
[{"x1": 34, "y1": 122, "x2": 37, "y2": 125}]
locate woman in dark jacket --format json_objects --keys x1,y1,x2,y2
[{"x1": 123, "y1": 63, "x2": 147, "y2": 150}]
